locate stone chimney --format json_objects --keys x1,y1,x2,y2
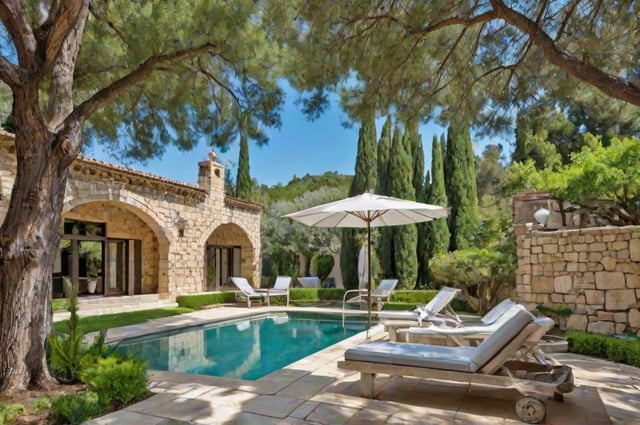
[{"x1": 197, "y1": 151, "x2": 225, "y2": 195}]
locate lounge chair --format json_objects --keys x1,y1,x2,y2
[
  {"x1": 341, "y1": 279, "x2": 398, "y2": 327},
  {"x1": 255, "y1": 275, "x2": 291, "y2": 306},
  {"x1": 406, "y1": 303, "x2": 524, "y2": 346},
  {"x1": 338, "y1": 308, "x2": 574, "y2": 424},
  {"x1": 230, "y1": 277, "x2": 276, "y2": 307},
  {"x1": 297, "y1": 276, "x2": 319, "y2": 288},
  {"x1": 406, "y1": 300, "x2": 569, "y2": 355},
  {"x1": 377, "y1": 286, "x2": 461, "y2": 341}
]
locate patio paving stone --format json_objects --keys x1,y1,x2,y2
[{"x1": 78, "y1": 306, "x2": 639, "y2": 424}]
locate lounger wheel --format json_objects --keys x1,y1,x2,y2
[{"x1": 515, "y1": 396, "x2": 546, "y2": 424}]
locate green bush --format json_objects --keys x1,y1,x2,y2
[
  {"x1": 0, "y1": 402, "x2": 24, "y2": 424},
  {"x1": 48, "y1": 280, "x2": 84, "y2": 383},
  {"x1": 289, "y1": 288, "x2": 345, "y2": 301},
  {"x1": 176, "y1": 292, "x2": 237, "y2": 309},
  {"x1": 566, "y1": 331, "x2": 640, "y2": 368},
  {"x1": 50, "y1": 391, "x2": 101, "y2": 425},
  {"x1": 314, "y1": 254, "x2": 335, "y2": 281},
  {"x1": 318, "y1": 288, "x2": 345, "y2": 300},
  {"x1": 80, "y1": 356, "x2": 149, "y2": 408}
]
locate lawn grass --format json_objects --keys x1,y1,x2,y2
[
  {"x1": 52, "y1": 298, "x2": 68, "y2": 312},
  {"x1": 53, "y1": 306, "x2": 194, "y2": 335}
]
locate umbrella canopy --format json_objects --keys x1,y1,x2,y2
[
  {"x1": 284, "y1": 192, "x2": 449, "y2": 334},
  {"x1": 284, "y1": 192, "x2": 448, "y2": 228}
]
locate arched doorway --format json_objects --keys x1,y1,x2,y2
[
  {"x1": 55, "y1": 201, "x2": 163, "y2": 297},
  {"x1": 205, "y1": 223, "x2": 254, "y2": 290}
]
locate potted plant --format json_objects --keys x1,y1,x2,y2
[{"x1": 85, "y1": 243, "x2": 101, "y2": 294}]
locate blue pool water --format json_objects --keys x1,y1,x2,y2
[{"x1": 116, "y1": 312, "x2": 367, "y2": 380}]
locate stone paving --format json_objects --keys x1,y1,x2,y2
[{"x1": 80, "y1": 307, "x2": 640, "y2": 425}]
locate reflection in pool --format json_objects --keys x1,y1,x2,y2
[{"x1": 116, "y1": 312, "x2": 367, "y2": 380}]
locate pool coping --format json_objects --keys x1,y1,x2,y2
[{"x1": 85, "y1": 306, "x2": 640, "y2": 424}]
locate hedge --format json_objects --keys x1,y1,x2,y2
[
  {"x1": 176, "y1": 292, "x2": 237, "y2": 309},
  {"x1": 176, "y1": 288, "x2": 470, "y2": 312},
  {"x1": 566, "y1": 331, "x2": 640, "y2": 368}
]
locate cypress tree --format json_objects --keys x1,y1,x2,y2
[
  {"x1": 235, "y1": 133, "x2": 252, "y2": 200},
  {"x1": 416, "y1": 169, "x2": 431, "y2": 287},
  {"x1": 341, "y1": 112, "x2": 377, "y2": 290},
  {"x1": 390, "y1": 125, "x2": 418, "y2": 289},
  {"x1": 359, "y1": 110, "x2": 378, "y2": 192},
  {"x1": 426, "y1": 134, "x2": 451, "y2": 263},
  {"x1": 376, "y1": 116, "x2": 394, "y2": 278},
  {"x1": 407, "y1": 120, "x2": 427, "y2": 287},
  {"x1": 444, "y1": 124, "x2": 479, "y2": 251},
  {"x1": 408, "y1": 120, "x2": 424, "y2": 201}
]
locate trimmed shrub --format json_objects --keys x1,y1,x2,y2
[
  {"x1": 566, "y1": 331, "x2": 640, "y2": 368},
  {"x1": 80, "y1": 356, "x2": 149, "y2": 408},
  {"x1": 176, "y1": 292, "x2": 237, "y2": 309},
  {"x1": 289, "y1": 288, "x2": 345, "y2": 301},
  {"x1": 315, "y1": 254, "x2": 335, "y2": 281},
  {"x1": 50, "y1": 391, "x2": 101, "y2": 425},
  {"x1": 318, "y1": 288, "x2": 345, "y2": 300}
]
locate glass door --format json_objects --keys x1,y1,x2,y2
[{"x1": 107, "y1": 240, "x2": 127, "y2": 295}]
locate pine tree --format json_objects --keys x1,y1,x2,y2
[
  {"x1": 341, "y1": 112, "x2": 377, "y2": 290},
  {"x1": 236, "y1": 134, "x2": 252, "y2": 200},
  {"x1": 390, "y1": 125, "x2": 418, "y2": 289},
  {"x1": 444, "y1": 124, "x2": 479, "y2": 251},
  {"x1": 376, "y1": 116, "x2": 394, "y2": 278},
  {"x1": 426, "y1": 134, "x2": 451, "y2": 267}
]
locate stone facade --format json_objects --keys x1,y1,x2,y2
[
  {"x1": 514, "y1": 192, "x2": 640, "y2": 335},
  {"x1": 0, "y1": 130, "x2": 263, "y2": 299}
]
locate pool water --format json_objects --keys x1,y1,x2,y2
[{"x1": 116, "y1": 313, "x2": 367, "y2": 380}]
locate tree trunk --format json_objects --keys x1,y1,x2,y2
[{"x1": 0, "y1": 85, "x2": 79, "y2": 391}]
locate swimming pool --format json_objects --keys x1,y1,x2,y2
[{"x1": 116, "y1": 312, "x2": 367, "y2": 380}]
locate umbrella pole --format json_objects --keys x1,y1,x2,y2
[{"x1": 367, "y1": 220, "x2": 372, "y2": 337}]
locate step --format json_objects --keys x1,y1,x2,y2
[{"x1": 54, "y1": 298, "x2": 179, "y2": 322}]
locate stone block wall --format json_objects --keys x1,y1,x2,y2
[{"x1": 516, "y1": 226, "x2": 640, "y2": 335}]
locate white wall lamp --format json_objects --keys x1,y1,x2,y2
[{"x1": 534, "y1": 208, "x2": 551, "y2": 229}]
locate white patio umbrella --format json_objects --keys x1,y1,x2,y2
[{"x1": 283, "y1": 192, "x2": 449, "y2": 332}]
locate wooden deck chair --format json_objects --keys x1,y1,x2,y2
[{"x1": 338, "y1": 309, "x2": 574, "y2": 424}]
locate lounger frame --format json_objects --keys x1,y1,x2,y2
[{"x1": 338, "y1": 320, "x2": 574, "y2": 424}]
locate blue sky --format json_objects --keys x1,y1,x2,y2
[{"x1": 88, "y1": 89, "x2": 506, "y2": 188}]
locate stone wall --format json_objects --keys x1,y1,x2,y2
[{"x1": 516, "y1": 226, "x2": 640, "y2": 335}]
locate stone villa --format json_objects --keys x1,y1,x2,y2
[{"x1": 0, "y1": 130, "x2": 263, "y2": 300}]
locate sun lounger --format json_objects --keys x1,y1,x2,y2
[
  {"x1": 405, "y1": 302, "x2": 523, "y2": 346},
  {"x1": 338, "y1": 308, "x2": 573, "y2": 424},
  {"x1": 230, "y1": 277, "x2": 283, "y2": 307},
  {"x1": 404, "y1": 302, "x2": 569, "y2": 356},
  {"x1": 255, "y1": 276, "x2": 291, "y2": 306},
  {"x1": 377, "y1": 287, "x2": 461, "y2": 341},
  {"x1": 384, "y1": 296, "x2": 517, "y2": 342},
  {"x1": 341, "y1": 279, "x2": 398, "y2": 327}
]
